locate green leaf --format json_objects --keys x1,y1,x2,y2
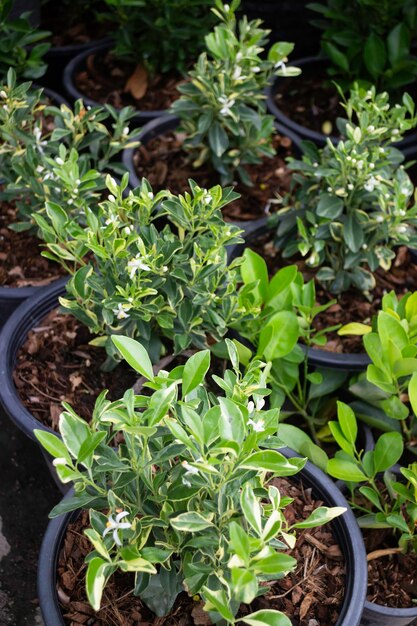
[
  {"x1": 326, "y1": 459, "x2": 367, "y2": 482},
  {"x1": 84, "y1": 529, "x2": 111, "y2": 561},
  {"x1": 336, "y1": 401, "x2": 357, "y2": 445},
  {"x1": 182, "y1": 350, "x2": 210, "y2": 396},
  {"x1": 387, "y1": 23, "x2": 410, "y2": 65},
  {"x1": 138, "y1": 567, "x2": 182, "y2": 617},
  {"x1": 218, "y1": 397, "x2": 245, "y2": 444},
  {"x1": 408, "y1": 372, "x2": 417, "y2": 418},
  {"x1": 170, "y1": 512, "x2": 214, "y2": 532},
  {"x1": 364, "y1": 33, "x2": 386, "y2": 78},
  {"x1": 276, "y1": 424, "x2": 328, "y2": 471},
  {"x1": 85, "y1": 557, "x2": 110, "y2": 611},
  {"x1": 34, "y1": 430, "x2": 71, "y2": 462},
  {"x1": 208, "y1": 123, "x2": 229, "y2": 157},
  {"x1": 241, "y1": 484, "x2": 262, "y2": 535},
  {"x1": 241, "y1": 248, "x2": 269, "y2": 301},
  {"x1": 240, "y1": 609, "x2": 292, "y2": 626},
  {"x1": 231, "y1": 569, "x2": 258, "y2": 604},
  {"x1": 316, "y1": 193, "x2": 344, "y2": 219},
  {"x1": 240, "y1": 450, "x2": 305, "y2": 475},
  {"x1": 111, "y1": 336, "x2": 154, "y2": 380},
  {"x1": 292, "y1": 506, "x2": 346, "y2": 529},
  {"x1": 59, "y1": 411, "x2": 90, "y2": 459},
  {"x1": 373, "y1": 432, "x2": 403, "y2": 473},
  {"x1": 252, "y1": 552, "x2": 296, "y2": 575},
  {"x1": 202, "y1": 587, "x2": 235, "y2": 623},
  {"x1": 77, "y1": 432, "x2": 107, "y2": 465},
  {"x1": 257, "y1": 311, "x2": 299, "y2": 361},
  {"x1": 229, "y1": 522, "x2": 250, "y2": 563}
]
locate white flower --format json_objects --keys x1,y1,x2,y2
[
  {"x1": 232, "y1": 66, "x2": 242, "y2": 80},
  {"x1": 346, "y1": 156, "x2": 352, "y2": 161},
  {"x1": 122, "y1": 126, "x2": 129, "y2": 136},
  {"x1": 313, "y1": 162, "x2": 318, "y2": 167},
  {"x1": 224, "y1": 3, "x2": 230, "y2": 10},
  {"x1": 362, "y1": 244, "x2": 368, "y2": 250},
  {"x1": 0, "y1": 90, "x2": 7, "y2": 99},
  {"x1": 105, "y1": 215, "x2": 119, "y2": 227},
  {"x1": 247, "y1": 418, "x2": 265, "y2": 433},
  {"x1": 369, "y1": 163, "x2": 375, "y2": 169},
  {"x1": 75, "y1": 178, "x2": 81, "y2": 185},
  {"x1": 327, "y1": 187, "x2": 332, "y2": 192},
  {"x1": 203, "y1": 193, "x2": 212, "y2": 204},
  {"x1": 275, "y1": 60, "x2": 287, "y2": 75},
  {"x1": 127, "y1": 255, "x2": 151, "y2": 278},
  {"x1": 123, "y1": 225, "x2": 134, "y2": 236},
  {"x1": 103, "y1": 511, "x2": 132, "y2": 547},
  {"x1": 163, "y1": 266, "x2": 168, "y2": 272},
  {"x1": 108, "y1": 194, "x2": 116, "y2": 202},
  {"x1": 147, "y1": 192, "x2": 154, "y2": 199},
  {"x1": 218, "y1": 95, "x2": 235, "y2": 116},
  {"x1": 236, "y1": 52, "x2": 243, "y2": 62},
  {"x1": 113, "y1": 303, "x2": 130, "y2": 320},
  {"x1": 367, "y1": 125, "x2": 375, "y2": 132},
  {"x1": 2, "y1": 104, "x2": 8, "y2": 112},
  {"x1": 252, "y1": 66, "x2": 261, "y2": 73},
  {"x1": 364, "y1": 176, "x2": 377, "y2": 192},
  {"x1": 34, "y1": 127, "x2": 42, "y2": 141},
  {"x1": 392, "y1": 129, "x2": 399, "y2": 136},
  {"x1": 376, "y1": 215, "x2": 384, "y2": 223},
  {"x1": 397, "y1": 225, "x2": 407, "y2": 234},
  {"x1": 182, "y1": 461, "x2": 199, "y2": 475},
  {"x1": 36, "y1": 165, "x2": 44, "y2": 173},
  {"x1": 400, "y1": 187, "x2": 410, "y2": 196},
  {"x1": 55, "y1": 157, "x2": 64, "y2": 166},
  {"x1": 347, "y1": 184, "x2": 354, "y2": 190},
  {"x1": 379, "y1": 147, "x2": 385, "y2": 154},
  {"x1": 356, "y1": 160, "x2": 364, "y2": 170},
  {"x1": 399, "y1": 209, "x2": 406, "y2": 216}
]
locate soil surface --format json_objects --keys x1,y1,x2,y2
[
  {"x1": 41, "y1": 3, "x2": 110, "y2": 47},
  {"x1": 74, "y1": 50, "x2": 183, "y2": 112},
  {"x1": 0, "y1": 405, "x2": 61, "y2": 625},
  {"x1": 274, "y1": 68, "x2": 342, "y2": 137},
  {"x1": 247, "y1": 229, "x2": 417, "y2": 353},
  {"x1": 0, "y1": 201, "x2": 65, "y2": 288},
  {"x1": 133, "y1": 132, "x2": 296, "y2": 222},
  {"x1": 57, "y1": 478, "x2": 345, "y2": 625},
  {"x1": 13, "y1": 308, "x2": 138, "y2": 430}
]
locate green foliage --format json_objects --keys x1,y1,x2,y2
[
  {"x1": 309, "y1": 0, "x2": 417, "y2": 92},
  {"x1": 224, "y1": 248, "x2": 346, "y2": 453},
  {"x1": 326, "y1": 401, "x2": 417, "y2": 554},
  {"x1": 171, "y1": 0, "x2": 300, "y2": 185},
  {"x1": 101, "y1": 0, "x2": 216, "y2": 76},
  {"x1": 35, "y1": 176, "x2": 255, "y2": 366},
  {"x1": 0, "y1": 0, "x2": 50, "y2": 80},
  {"x1": 274, "y1": 85, "x2": 417, "y2": 294},
  {"x1": 341, "y1": 291, "x2": 417, "y2": 454},
  {"x1": 0, "y1": 69, "x2": 139, "y2": 231},
  {"x1": 35, "y1": 339, "x2": 345, "y2": 622}
]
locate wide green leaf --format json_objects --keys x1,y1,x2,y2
[
  {"x1": 111, "y1": 336, "x2": 154, "y2": 380},
  {"x1": 292, "y1": 506, "x2": 346, "y2": 529},
  {"x1": 240, "y1": 450, "x2": 306, "y2": 476},
  {"x1": 170, "y1": 512, "x2": 214, "y2": 532},
  {"x1": 240, "y1": 609, "x2": 292, "y2": 626},
  {"x1": 182, "y1": 350, "x2": 210, "y2": 396},
  {"x1": 373, "y1": 432, "x2": 403, "y2": 473},
  {"x1": 257, "y1": 311, "x2": 299, "y2": 361}
]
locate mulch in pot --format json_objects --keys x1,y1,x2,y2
[
  {"x1": 74, "y1": 49, "x2": 183, "y2": 112},
  {"x1": 41, "y1": 3, "x2": 111, "y2": 48},
  {"x1": 0, "y1": 201, "x2": 66, "y2": 288},
  {"x1": 249, "y1": 230, "x2": 417, "y2": 354},
  {"x1": 274, "y1": 66, "x2": 417, "y2": 139},
  {"x1": 13, "y1": 308, "x2": 137, "y2": 431},
  {"x1": 133, "y1": 132, "x2": 295, "y2": 222},
  {"x1": 57, "y1": 478, "x2": 345, "y2": 625}
]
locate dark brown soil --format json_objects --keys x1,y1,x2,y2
[
  {"x1": 41, "y1": 3, "x2": 110, "y2": 47},
  {"x1": 57, "y1": 478, "x2": 345, "y2": 625},
  {"x1": 13, "y1": 308, "x2": 137, "y2": 430},
  {"x1": 0, "y1": 201, "x2": 65, "y2": 287},
  {"x1": 273, "y1": 68, "x2": 342, "y2": 136},
  {"x1": 248, "y1": 230, "x2": 417, "y2": 353},
  {"x1": 366, "y1": 546, "x2": 417, "y2": 609},
  {"x1": 133, "y1": 132, "x2": 296, "y2": 222},
  {"x1": 74, "y1": 50, "x2": 183, "y2": 112}
]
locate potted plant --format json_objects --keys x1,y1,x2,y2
[
  {"x1": 122, "y1": 0, "x2": 302, "y2": 225},
  {"x1": 338, "y1": 290, "x2": 417, "y2": 462},
  {"x1": 247, "y1": 86, "x2": 417, "y2": 371},
  {"x1": 266, "y1": 0, "x2": 417, "y2": 150},
  {"x1": 36, "y1": 337, "x2": 367, "y2": 625},
  {"x1": 0, "y1": 69, "x2": 138, "y2": 326},
  {"x1": 327, "y1": 401, "x2": 417, "y2": 624},
  {"x1": 0, "y1": 177, "x2": 258, "y2": 442},
  {"x1": 62, "y1": 0, "x2": 217, "y2": 126}
]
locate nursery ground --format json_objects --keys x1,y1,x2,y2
[{"x1": 0, "y1": 406, "x2": 60, "y2": 625}]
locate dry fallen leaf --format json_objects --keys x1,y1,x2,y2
[
  {"x1": 124, "y1": 63, "x2": 149, "y2": 100},
  {"x1": 299, "y1": 592, "x2": 314, "y2": 620}
]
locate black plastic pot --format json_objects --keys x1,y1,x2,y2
[
  {"x1": 121, "y1": 114, "x2": 304, "y2": 232},
  {"x1": 0, "y1": 278, "x2": 68, "y2": 440},
  {"x1": 266, "y1": 56, "x2": 417, "y2": 151},
  {"x1": 38, "y1": 451, "x2": 367, "y2": 626},
  {"x1": 0, "y1": 278, "x2": 69, "y2": 491},
  {"x1": 10, "y1": 0, "x2": 40, "y2": 24},
  {"x1": 63, "y1": 41, "x2": 172, "y2": 128},
  {"x1": 229, "y1": 221, "x2": 370, "y2": 372}
]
